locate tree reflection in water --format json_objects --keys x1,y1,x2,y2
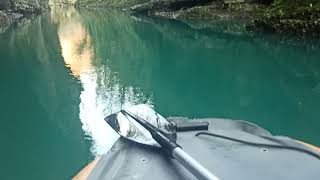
[{"x1": 52, "y1": 6, "x2": 152, "y2": 155}]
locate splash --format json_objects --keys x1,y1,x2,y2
[
  {"x1": 54, "y1": 6, "x2": 153, "y2": 155},
  {"x1": 78, "y1": 68, "x2": 153, "y2": 155}
]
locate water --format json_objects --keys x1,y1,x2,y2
[{"x1": 1, "y1": 7, "x2": 320, "y2": 179}]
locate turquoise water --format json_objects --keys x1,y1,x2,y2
[{"x1": 1, "y1": 7, "x2": 320, "y2": 179}]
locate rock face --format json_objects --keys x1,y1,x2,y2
[
  {"x1": 0, "y1": 0, "x2": 49, "y2": 34},
  {"x1": 126, "y1": 0, "x2": 320, "y2": 36},
  {"x1": 75, "y1": 0, "x2": 149, "y2": 8},
  {"x1": 129, "y1": 0, "x2": 264, "y2": 17},
  {"x1": 252, "y1": 1, "x2": 320, "y2": 35},
  {"x1": 49, "y1": 0, "x2": 76, "y2": 5},
  {"x1": 0, "y1": 0, "x2": 49, "y2": 13},
  {"x1": 15, "y1": 0, "x2": 49, "y2": 13}
]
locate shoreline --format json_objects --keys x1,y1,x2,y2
[
  {"x1": 128, "y1": 1, "x2": 320, "y2": 36},
  {"x1": 2, "y1": 0, "x2": 320, "y2": 37},
  {"x1": 75, "y1": 0, "x2": 320, "y2": 37}
]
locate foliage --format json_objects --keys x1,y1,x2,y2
[
  {"x1": 272, "y1": 0, "x2": 320, "y2": 7},
  {"x1": 264, "y1": 0, "x2": 320, "y2": 19}
]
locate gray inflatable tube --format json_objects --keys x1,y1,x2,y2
[{"x1": 88, "y1": 118, "x2": 320, "y2": 180}]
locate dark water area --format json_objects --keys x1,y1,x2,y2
[{"x1": 0, "y1": 7, "x2": 320, "y2": 179}]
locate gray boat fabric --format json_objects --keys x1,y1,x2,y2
[{"x1": 88, "y1": 118, "x2": 320, "y2": 180}]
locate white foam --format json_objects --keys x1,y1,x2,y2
[{"x1": 79, "y1": 68, "x2": 153, "y2": 155}]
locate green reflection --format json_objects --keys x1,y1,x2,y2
[
  {"x1": 0, "y1": 7, "x2": 320, "y2": 180},
  {"x1": 80, "y1": 9, "x2": 320, "y2": 146},
  {"x1": 53, "y1": 6, "x2": 152, "y2": 155},
  {"x1": 0, "y1": 12, "x2": 91, "y2": 180}
]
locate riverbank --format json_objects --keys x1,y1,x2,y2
[
  {"x1": 254, "y1": 1, "x2": 320, "y2": 36},
  {"x1": 0, "y1": 0, "x2": 49, "y2": 33},
  {"x1": 75, "y1": 0, "x2": 320, "y2": 36},
  {"x1": 2, "y1": 1, "x2": 319, "y2": 36},
  {"x1": 130, "y1": 0, "x2": 320, "y2": 36}
]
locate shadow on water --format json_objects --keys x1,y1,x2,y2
[
  {"x1": 0, "y1": 6, "x2": 320, "y2": 180},
  {"x1": 0, "y1": 11, "x2": 91, "y2": 180}
]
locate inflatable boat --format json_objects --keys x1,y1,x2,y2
[{"x1": 74, "y1": 105, "x2": 320, "y2": 180}]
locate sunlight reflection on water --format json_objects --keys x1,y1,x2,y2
[{"x1": 52, "y1": 6, "x2": 152, "y2": 155}]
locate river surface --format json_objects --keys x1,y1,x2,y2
[{"x1": 0, "y1": 7, "x2": 320, "y2": 180}]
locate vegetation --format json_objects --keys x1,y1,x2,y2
[{"x1": 253, "y1": 0, "x2": 320, "y2": 35}]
